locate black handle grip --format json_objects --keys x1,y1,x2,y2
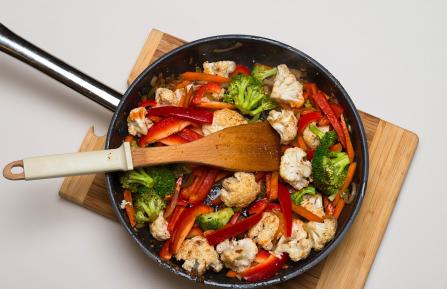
[{"x1": 0, "y1": 23, "x2": 122, "y2": 111}]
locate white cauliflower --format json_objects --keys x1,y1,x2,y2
[
  {"x1": 175, "y1": 236, "x2": 222, "y2": 276},
  {"x1": 220, "y1": 172, "x2": 260, "y2": 208},
  {"x1": 155, "y1": 87, "x2": 182, "y2": 106},
  {"x1": 203, "y1": 61, "x2": 236, "y2": 78},
  {"x1": 248, "y1": 212, "x2": 280, "y2": 250},
  {"x1": 202, "y1": 108, "x2": 247, "y2": 136},
  {"x1": 280, "y1": 147, "x2": 312, "y2": 190},
  {"x1": 300, "y1": 193, "x2": 325, "y2": 218},
  {"x1": 302, "y1": 122, "x2": 330, "y2": 149},
  {"x1": 271, "y1": 64, "x2": 304, "y2": 108},
  {"x1": 216, "y1": 238, "x2": 258, "y2": 272},
  {"x1": 149, "y1": 212, "x2": 170, "y2": 241},
  {"x1": 127, "y1": 107, "x2": 153, "y2": 136},
  {"x1": 267, "y1": 109, "x2": 298, "y2": 144},
  {"x1": 274, "y1": 219, "x2": 313, "y2": 262},
  {"x1": 304, "y1": 218, "x2": 337, "y2": 251}
]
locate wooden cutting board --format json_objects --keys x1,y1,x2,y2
[{"x1": 59, "y1": 29, "x2": 419, "y2": 289}]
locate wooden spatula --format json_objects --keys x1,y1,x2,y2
[{"x1": 3, "y1": 122, "x2": 280, "y2": 181}]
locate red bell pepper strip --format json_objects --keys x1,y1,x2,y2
[
  {"x1": 164, "y1": 176, "x2": 183, "y2": 219},
  {"x1": 167, "y1": 206, "x2": 185, "y2": 233},
  {"x1": 241, "y1": 253, "x2": 288, "y2": 281},
  {"x1": 206, "y1": 213, "x2": 263, "y2": 245},
  {"x1": 307, "y1": 148, "x2": 315, "y2": 160},
  {"x1": 180, "y1": 72, "x2": 230, "y2": 83},
  {"x1": 189, "y1": 169, "x2": 219, "y2": 204},
  {"x1": 248, "y1": 198, "x2": 269, "y2": 215},
  {"x1": 146, "y1": 106, "x2": 213, "y2": 124},
  {"x1": 303, "y1": 83, "x2": 318, "y2": 99},
  {"x1": 311, "y1": 91, "x2": 346, "y2": 147},
  {"x1": 229, "y1": 211, "x2": 241, "y2": 225},
  {"x1": 187, "y1": 225, "x2": 204, "y2": 238},
  {"x1": 254, "y1": 249, "x2": 271, "y2": 264},
  {"x1": 138, "y1": 99, "x2": 157, "y2": 108},
  {"x1": 265, "y1": 203, "x2": 281, "y2": 212},
  {"x1": 191, "y1": 83, "x2": 222, "y2": 105},
  {"x1": 298, "y1": 111, "x2": 322, "y2": 134},
  {"x1": 277, "y1": 183, "x2": 293, "y2": 237},
  {"x1": 158, "y1": 134, "x2": 189, "y2": 146},
  {"x1": 138, "y1": 117, "x2": 191, "y2": 147},
  {"x1": 330, "y1": 102, "x2": 345, "y2": 118},
  {"x1": 177, "y1": 128, "x2": 203, "y2": 142},
  {"x1": 159, "y1": 240, "x2": 173, "y2": 261},
  {"x1": 171, "y1": 205, "x2": 213, "y2": 254},
  {"x1": 229, "y1": 64, "x2": 250, "y2": 77}
]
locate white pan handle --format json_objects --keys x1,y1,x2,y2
[{"x1": 3, "y1": 143, "x2": 133, "y2": 180}]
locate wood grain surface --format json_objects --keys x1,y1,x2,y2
[{"x1": 59, "y1": 30, "x2": 419, "y2": 289}]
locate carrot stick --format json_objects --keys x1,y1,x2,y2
[
  {"x1": 339, "y1": 162, "x2": 357, "y2": 193},
  {"x1": 297, "y1": 136, "x2": 307, "y2": 151},
  {"x1": 330, "y1": 143, "x2": 342, "y2": 152},
  {"x1": 164, "y1": 176, "x2": 183, "y2": 219},
  {"x1": 340, "y1": 114, "x2": 355, "y2": 162},
  {"x1": 180, "y1": 72, "x2": 230, "y2": 83},
  {"x1": 334, "y1": 199, "x2": 345, "y2": 219},
  {"x1": 187, "y1": 226, "x2": 203, "y2": 238},
  {"x1": 269, "y1": 172, "x2": 279, "y2": 201},
  {"x1": 265, "y1": 173, "x2": 272, "y2": 199},
  {"x1": 291, "y1": 203, "x2": 323, "y2": 222},
  {"x1": 195, "y1": 102, "x2": 235, "y2": 110},
  {"x1": 334, "y1": 192, "x2": 341, "y2": 205},
  {"x1": 159, "y1": 240, "x2": 172, "y2": 261},
  {"x1": 124, "y1": 135, "x2": 134, "y2": 143},
  {"x1": 226, "y1": 270, "x2": 238, "y2": 278},
  {"x1": 123, "y1": 189, "x2": 136, "y2": 228},
  {"x1": 176, "y1": 80, "x2": 190, "y2": 89}
]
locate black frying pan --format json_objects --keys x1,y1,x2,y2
[{"x1": 0, "y1": 23, "x2": 368, "y2": 288}]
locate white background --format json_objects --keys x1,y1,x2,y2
[{"x1": 1, "y1": 1, "x2": 446, "y2": 288}]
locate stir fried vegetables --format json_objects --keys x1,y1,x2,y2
[{"x1": 119, "y1": 60, "x2": 357, "y2": 281}]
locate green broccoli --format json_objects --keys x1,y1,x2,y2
[
  {"x1": 309, "y1": 124, "x2": 338, "y2": 147},
  {"x1": 120, "y1": 168, "x2": 155, "y2": 193},
  {"x1": 197, "y1": 208, "x2": 234, "y2": 230},
  {"x1": 146, "y1": 166, "x2": 176, "y2": 198},
  {"x1": 134, "y1": 192, "x2": 166, "y2": 225},
  {"x1": 224, "y1": 74, "x2": 276, "y2": 118},
  {"x1": 291, "y1": 186, "x2": 317, "y2": 205},
  {"x1": 251, "y1": 64, "x2": 278, "y2": 82},
  {"x1": 311, "y1": 132, "x2": 350, "y2": 196}
]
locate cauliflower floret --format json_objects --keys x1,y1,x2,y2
[
  {"x1": 274, "y1": 219, "x2": 313, "y2": 262},
  {"x1": 300, "y1": 193, "x2": 325, "y2": 218},
  {"x1": 280, "y1": 147, "x2": 312, "y2": 190},
  {"x1": 248, "y1": 212, "x2": 279, "y2": 250},
  {"x1": 175, "y1": 236, "x2": 222, "y2": 275},
  {"x1": 271, "y1": 64, "x2": 304, "y2": 108},
  {"x1": 304, "y1": 218, "x2": 337, "y2": 251},
  {"x1": 201, "y1": 109, "x2": 247, "y2": 136},
  {"x1": 267, "y1": 109, "x2": 298, "y2": 144},
  {"x1": 216, "y1": 238, "x2": 258, "y2": 272},
  {"x1": 155, "y1": 87, "x2": 182, "y2": 106},
  {"x1": 302, "y1": 122, "x2": 330, "y2": 149},
  {"x1": 220, "y1": 172, "x2": 260, "y2": 208},
  {"x1": 203, "y1": 61, "x2": 236, "y2": 78},
  {"x1": 127, "y1": 107, "x2": 153, "y2": 136},
  {"x1": 149, "y1": 212, "x2": 170, "y2": 241}
]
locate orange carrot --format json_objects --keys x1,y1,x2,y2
[
  {"x1": 291, "y1": 203, "x2": 323, "y2": 222},
  {"x1": 180, "y1": 72, "x2": 230, "y2": 83},
  {"x1": 323, "y1": 196, "x2": 335, "y2": 216},
  {"x1": 334, "y1": 192, "x2": 341, "y2": 205},
  {"x1": 334, "y1": 199, "x2": 345, "y2": 219},
  {"x1": 176, "y1": 80, "x2": 190, "y2": 89},
  {"x1": 340, "y1": 114, "x2": 355, "y2": 162},
  {"x1": 123, "y1": 189, "x2": 136, "y2": 228},
  {"x1": 339, "y1": 162, "x2": 357, "y2": 193},
  {"x1": 265, "y1": 173, "x2": 272, "y2": 199},
  {"x1": 187, "y1": 226, "x2": 204, "y2": 238},
  {"x1": 269, "y1": 172, "x2": 279, "y2": 201},
  {"x1": 124, "y1": 135, "x2": 134, "y2": 143},
  {"x1": 195, "y1": 102, "x2": 235, "y2": 110},
  {"x1": 226, "y1": 270, "x2": 238, "y2": 278},
  {"x1": 297, "y1": 136, "x2": 307, "y2": 151},
  {"x1": 330, "y1": 143, "x2": 342, "y2": 152},
  {"x1": 318, "y1": 117, "x2": 330, "y2": 126},
  {"x1": 159, "y1": 240, "x2": 172, "y2": 261}
]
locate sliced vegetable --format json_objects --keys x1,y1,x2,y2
[
  {"x1": 229, "y1": 211, "x2": 241, "y2": 225},
  {"x1": 330, "y1": 143, "x2": 343, "y2": 152},
  {"x1": 297, "y1": 111, "x2": 322, "y2": 134},
  {"x1": 269, "y1": 172, "x2": 279, "y2": 201},
  {"x1": 303, "y1": 83, "x2": 318, "y2": 99},
  {"x1": 297, "y1": 136, "x2": 307, "y2": 151},
  {"x1": 197, "y1": 208, "x2": 234, "y2": 230},
  {"x1": 230, "y1": 64, "x2": 251, "y2": 77},
  {"x1": 311, "y1": 91, "x2": 346, "y2": 147},
  {"x1": 146, "y1": 106, "x2": 213, "y2": 124},
  {"x1": 138, "y1": 117, "x2": 191, "y2": 147},
  {"x1": 340, "y1": 114, "x2": 355, "y2": 162},
  {"x1": 334, "y1": 199, "x2": 345, "y2": 219},
  {"x1": 187, "y1": 225, "x2": 204, "y2": 238},
  {"x1": 175, "y1": 80, "x2": 190, "y2": 89},
  {"x1": 291, "y1": 186, "x2": 316, "y2": 205},
  {"x1": 189, "y1": 169, "x2": 219, "y2": 204},
  {"x1": 241, "y1": 253, "x2": 288, "y2": 281},
  {"x1": 176, "y1": 128, "x2": 203, "y2": 142},
  {"x1": 159, "y1": 240, "x2": 173, "y2": 261},
  {"x1": 171, "y1": 205, "x2": 213, "y2": 254},
  {"x1": 138, "y1": 99, "x2": 157, "y2": 108},
  {"x1": 191, "y1": 83, "x2": 222, "y2": 105},
  {"x1": 248, "y1": 198, "x2": 269, "y2": 215},
  {"x1": 339, "y1": 162, "x2": 357, "y2": 193},
  {"x1": 195, "y1": 102, "x2": 236, "y2": 110},
  {"x1": 164, "y1": 176, "x2": 183, "y2": 219},
  {"x1": 307, "y1": 148, "x2": 315, "y2": 160},
  {"x1": 205, "y1": 213, "x2": 263, "y2": 245},
  {"x1": 291, "y1": 202, "x2": 323, "y2": 222},
  {"x1": 123, "y1": 189, "x2": 136, "y2": 228},
  {"x1": 277, "y1": 183, "x2": 293, "y2": 237},
  {"x1": 158, "y1": 134, "x2": 188, "y2": 146},
  {"x1": 180, "y1": 72, "x2": 230, "y2": 83},
  {"x1": 167, "y1": 206, "x2": 185, "y2": 233},
  {"x1": 254, "y1": 249, "x2": 271, "y2": 264},
  {"x1": 330, "y1": 103, "x2": 345, "y2": 118}
]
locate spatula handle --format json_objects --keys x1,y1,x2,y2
[{"x1": 3, "y1": 143, "x2": 133, "y2": 180}]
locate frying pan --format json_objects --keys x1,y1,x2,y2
[{"x1": 0, "y1": 23, "x2": 368, "y2": 288}]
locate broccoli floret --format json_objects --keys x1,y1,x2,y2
[
  {"x1": 291, "y1": 186, "x2": 317, "y2": 205},
  {"x1": 134, "y1": 192, "x2": 165, "y2": 225},
  {"x1": 120, "y1": 168, "x2": 155, "y2": 193},
  {"x1": 146, "y1": 166, "x2": 176, "y2": 198},
  {"x1": 197, "y1": 208, "x2": 234, "y2": 230},
  {"x1": 309, "y1": 124, "x2": 338, "y2": 147},
  {"x1": 251, "y1": 64, "x2": 278, "y2": 82},
  {"x1": 224, "y1": 74, "x2": 276, "y2": 118},
  {"x1": 311, "y1": 132, "x2": 350, "y2": 196}
]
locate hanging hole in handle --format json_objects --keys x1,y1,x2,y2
[{"x1": 3, "y1": 160, "x2": 25, "y2": 180}]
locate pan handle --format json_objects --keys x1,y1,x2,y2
[{"x1": 0, "y1": 23, "x2": 121, "y2": 111}]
